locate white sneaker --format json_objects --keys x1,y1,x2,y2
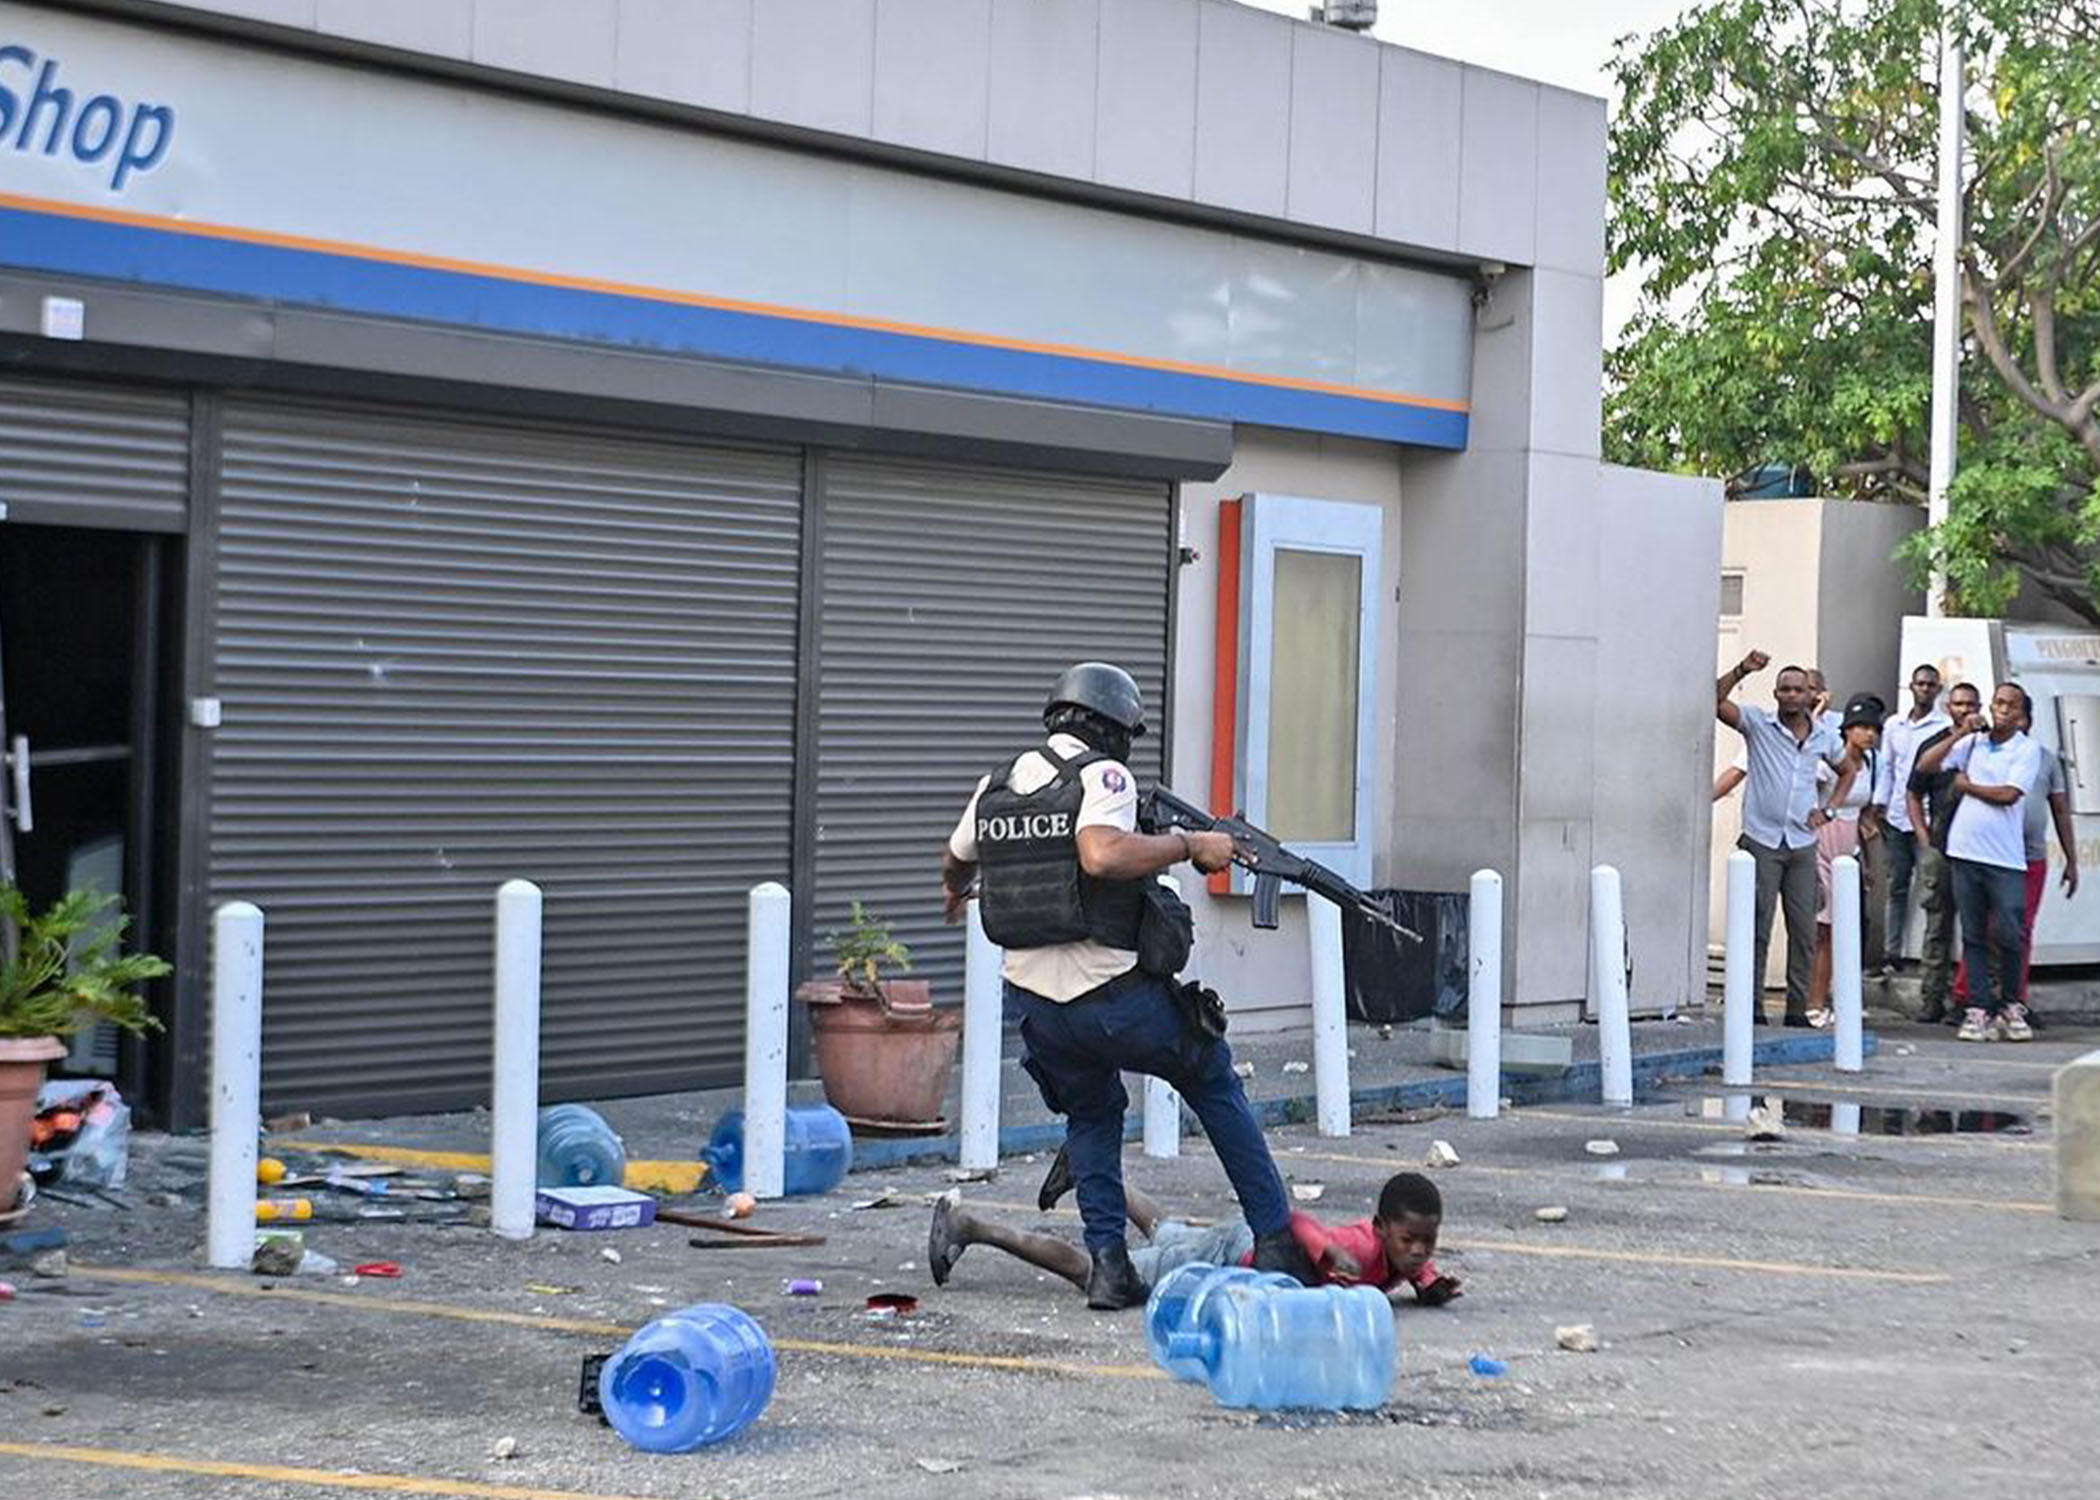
[
  {"x1": 1999, "y1": 1004, "x2": 2034, "y2": 1042},
  {"x1": 1956, "y1": 1008, "x2": 1993, "y2": 1042}
]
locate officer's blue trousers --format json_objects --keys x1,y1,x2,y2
[{"x1": 1007, "y1": 973, "x2": 1292, "y2": 1256}]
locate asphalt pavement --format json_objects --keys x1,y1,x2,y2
[{"x1": 3, "y1": 1020, "x2": 2096, "y2": 1500}]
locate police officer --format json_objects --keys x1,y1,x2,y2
[{"x1": 941, "y1": 662, "x2": 1317, "y2": 1308}]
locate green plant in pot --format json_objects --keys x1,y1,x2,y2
[
  {"x1": 0, "y1": 885, "x2": 168, "y2": 1217},
  {"x1": 800, "y1": 902, "x2": 959, "y2": 1133}
]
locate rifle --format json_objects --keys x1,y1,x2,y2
[{"x1": 1139, "y1": 786, "x2": 1421, "y2": 942}]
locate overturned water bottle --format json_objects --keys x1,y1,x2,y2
[
  {"x1": 1144, "y1": 1262, "x2": 1299, "y2": 1381},
  {"x1": 599, "y1": 1303, "x2": 776, "y2": 1452},
  {"x1": 1158, "y1": 1277, "x2": 1395, "y2": 1411},
  {"x1": 537, "y1": 1104, "x2": 627, "y2": 1189},
  {"x1": 700, "y1": 1104, "x2": 853, "y2": 1196}
]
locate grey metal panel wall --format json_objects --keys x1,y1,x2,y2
[
  {"x1": 0, "y1": 376, "x2": 189, "y2": 531},
  {"x1": 211, "y1": 399, "x2": 803, "y2": 1113},
  {"x1": 813, "y1": 455, "x2": 1170, "y2": 1001}
]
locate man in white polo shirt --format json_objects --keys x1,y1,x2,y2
[
  {"x1": 1930, "y1": 683, "x2": 2047, "y2": 1041},
  {"x1": 1717, "y1": 650, "x2": 1845, "y2": 1026}
]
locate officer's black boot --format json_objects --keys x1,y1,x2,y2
[
  {"x1": 1251, "y1": 1228, "x2": 1320, "y2": 1286},
  {"x1": 1084, "y1": 1240, "x2": 1151, "y2": 1310},
  {"x1": 1037, "y1": 1144, "x2": 1074, "y2": 1212}
]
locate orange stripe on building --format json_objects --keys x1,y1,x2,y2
[{"x1": 0, "y1": 189, "x2": 1471, "y2": 415}]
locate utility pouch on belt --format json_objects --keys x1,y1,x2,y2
[
  {"x1": 1171, "y1": 979, "x2": 1228, "y2": 1044},
  {"x1": 1136, "y1": 878, "x2": 1195, "y2": 978}
]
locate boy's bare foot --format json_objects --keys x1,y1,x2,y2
[{"x1": 928, "y1": 1189, "x2": 967, "y2": 1287}]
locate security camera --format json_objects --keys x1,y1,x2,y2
[{"x1": 1471, "y1": 261, "x2": 1507, "y2": 312}]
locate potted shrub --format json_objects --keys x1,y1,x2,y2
[
  {"x1": 799, "y1": 902, "x2": 959, "y2": 1133},
  {"x1": 0, "y1": 885, "x2": 167, "y2": 1218}
]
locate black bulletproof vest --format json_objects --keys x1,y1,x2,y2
[{"x1": 974, "y1": 745, "x2": 1145, "y2": 952}]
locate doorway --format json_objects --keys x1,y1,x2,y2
[{"x1": 0, "y1": 524, "x2": 167, "y2": 1095}]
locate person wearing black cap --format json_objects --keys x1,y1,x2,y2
[
  {"x1": 1803, "y1": 694, "x2": 1884, "y2": 1025},
  {"x1": 938, "y1": 662, "x2": 1315, "y2": 1309}
]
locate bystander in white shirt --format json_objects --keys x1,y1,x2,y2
[
  {"x1": 1877, "y1": 704, "x2": 1953, "y2": 834},
  {"x1": 1944, "y1": 731, "x2": 2046, "y2": 871}
]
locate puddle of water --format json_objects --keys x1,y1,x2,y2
[{"x1": 1685, "y1": 1095, "x2": 2031, "y2": 1136}]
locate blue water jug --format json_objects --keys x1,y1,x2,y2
[
  {"x1": 1144, "y1": 1262, "x2": 1299, "y2": 1381},
  {"x1": 1162, "y1": 1280, "x2": 1395, "y2": 1411},
  {"x1": 599, "y1": 1303, "x2": 776, "y2": 1452},
  {"x1": 701, "y1": 1105, "x2": 853, "y2": 1196},
  {"x1": 536, "y1": 1104, "x2": 627, "y2": 1189}
]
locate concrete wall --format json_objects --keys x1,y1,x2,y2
[
  {"x1": 1816, "y1": 500, "x2": 1931, "y2": 706},
  {"x1": 1596, "y1": 466, "x2": 1725, "y2": 1013},
  {"x1": 1172, "y1": 426, "x2": 1405, "y2": 1026},
  {"x1": 1390, "y1": 266, "x2": 1614, "y2": 1016},
  {"x1": 113, "y1": 0, "x2": 1607, "y2": 276}
]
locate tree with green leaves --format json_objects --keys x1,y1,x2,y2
[{"x1": 1606, "y1": 0, "x2": 2100, "y2": 622}]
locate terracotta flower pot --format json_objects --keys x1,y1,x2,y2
[
  {"x1": 0, "y1": 1036, "x2": 66, "y2": 1216},
  {"x1": 800, "y1": 979, "x2": 961, "y2": 1130}
]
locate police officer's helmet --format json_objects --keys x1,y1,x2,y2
[{"x1": 1043, "y1": 662, "x2": 1147, "y2": 736}]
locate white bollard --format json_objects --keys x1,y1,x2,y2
[
  {"x1": 1309, "y1": 893, "x2": 1350, "y2": 1137},
  {"x1": 1832, "y1": 855, "x2": 1864, "y2": 1073},
  {"x1": 959, "y1": 902, "x2": 1003, "y2": 1172},
  {"x1": 207, "y1": 901, "x2": 265, "y2": 1270},
  {"x1": 490, "y1": 880, "x2": 543, "y2": 1241},
  {"x1": 1143, "y1": 1076, "x2": 1182, "y2": 1158},
  {"x1": 1590, "y1": 866, "x2": 1633, "y2": 1107},
  {"x1": 1831, "y1": 1101, "x2": 1862, "y2": 1136},
  {"x1": 1144, "y1": 876, "x2": 1186, "y2": 1158},
  {"x1": 743, "y1": 882, "x2": 792, "y2": 1199},
  {"x1": 1467, "y1": 870, "x2": 1503, "y2": 1120},
  {"x1": 1723, "y1": 851, "x2": 1756, "y2": 1088}
]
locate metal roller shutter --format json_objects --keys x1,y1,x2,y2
[
  {"x1": 813, "y1": 454, "x2": 1171, "y2": 1002},
  {"x1": 212, "y1": 399, "x2": 803, "y2": 1114},
  {"x1": 0, "y1": 375, "x2": 188, "y2": 531}
]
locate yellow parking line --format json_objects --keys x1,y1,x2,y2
[
  {"x1": 1878, "y1": 1051, "x2": 2081, "y2": 1071},
  {"x1": 1516, "y1": 1108, "x2": 2047, "y2": 1148},
  {"x1": 1455, "y1": 1238, "x2": 1949, "y2": 1284},
  {"x1": 0, "y1": 1441, "x2": 684, "y2": 1500},
  {"x1": 72, "y1": 1268, "x2": 1160, "y2": 1381},
  {"x1": 266, "y1": 1139, "x2": 706, "y2": 1195},
  {"x1": 1278, "y1": 1148, "x2": 2052, "y2": 1215},
  {"x1": 1744, "y1": 1078, "x2": 2043, "y2": 1108}
]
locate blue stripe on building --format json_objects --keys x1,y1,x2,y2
[{"x1": 0, "y1": 206, "x2": 1471, "y2": 450}]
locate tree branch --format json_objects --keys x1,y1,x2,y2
[{"x1": 1964, "y1": 262, "x2": 2068, "y2": 425}]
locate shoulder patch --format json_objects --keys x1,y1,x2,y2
[{"x1": 1102, "y1": 768, "x2": 1127, "y2": 793}]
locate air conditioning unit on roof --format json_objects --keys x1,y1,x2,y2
[{"x1": 1310, "y1": 1, "x2": 1378, "y2": 30}]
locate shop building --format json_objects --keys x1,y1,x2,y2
[{"x1": 0, "y1": 0, "x2": 1720, "y2": 1126}]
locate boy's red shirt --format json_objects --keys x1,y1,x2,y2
[{"x1": 1237, "y1": 1211, "x2": 1441, "y2": 1291}]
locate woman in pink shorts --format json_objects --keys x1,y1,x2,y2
[{"x1": 1807, "y1": 697, "x2": 1884, "y2": 1025}]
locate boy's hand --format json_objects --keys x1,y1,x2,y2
[
  {"x1": 1413, "y1": 1274, "x2": 1463, "y2": 1307},
  {"x1": 1319, "y1": 1245, "x2": 1363, "y2": 1286}
]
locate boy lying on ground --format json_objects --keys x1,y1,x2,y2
[{"x1": 928, "y1": 1158, "x2": 1460, "y2": 1308}]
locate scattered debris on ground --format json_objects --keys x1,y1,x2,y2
[
  {"x1": 1556, "y1": 1324, "x2": 1602, "y2": 1354},
  {"x1": 1534, "y1": 1206, "x2": 1568, "y2": 1223},
  {"x1": 1424, "y1": 1141, "x2": 1461, "y2": 1169},
  {"x1": 1745, "y1": 1106, "x2": 1788, "y2": 1142}
]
